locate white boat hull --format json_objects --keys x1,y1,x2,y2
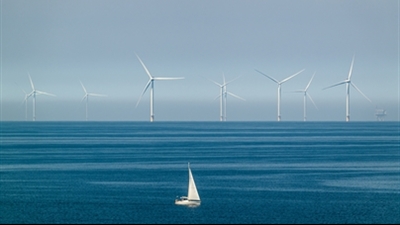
[{"x1": 175, "y1": 199, "x2": 201, "y2": 206}]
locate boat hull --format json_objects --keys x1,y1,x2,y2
[{"x1": 175, "y1": 199, "x2": 201, "y2": 206}]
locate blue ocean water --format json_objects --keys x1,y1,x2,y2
[{"x1": 0, "y1": 121, "x2": 399, "y2": 224}]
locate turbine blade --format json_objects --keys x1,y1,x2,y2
[
  {"x1": 213, "y1": 94, "x2": 222, "y2": 101},
  {"x1": 136, "y1": 80, "x2": 152, "y2": 107},
  {"x1": 227, "y1": 91, "x2": 246, "y2": 101},
  {"x1": 290, "y1": 90, "x2": 305, "y2": 93},
  {"x1": 281, "y1": 69, "x2": 305, "y2": 84},
  {"x1": 14, "y1": 82, "x2": 27, "y2": 95},
  {"x1": 81, "y1": 94, "x2": 88, "y2": 102},
  {"x1": 205, "y1": 76, "x2": 222, "y2": 87},
  {"x1": 23, "y1": 94, "x2": 30, "y2": 102},
  {"x1": 19, "y1": 99, "x2": 26, "y2": 108},
  {"x1": 348, "y1": 55, "x2": 355, "y2": 80},
  {"x1": 88, "y1": 93, "x2": 107, "y2": 97},
  {"x1": 28, "y1": 72, "x2": 35, "y2": 90},
  {"x1": 306, "y1": 93, "x2": 318, "y2": 110},
  {"x1": 305, "y1": 72, "x2": 316, "y2": 91},
  {"x1": 351, "y1": 82, "x2": 372, "y2": 102},
  {"x1": 255, "y1": 69, "x2": 279, "y2": 84},
  {"x1": 322, "y1": 80, "x2": 348, "y2": 90},
  {"x1": 222, "y1": 73, "x2": 226, "y2": 85},
  {"x1": 153, "y1": 77, "x2": 184, "y2": 80},
  {"x1": 79, "y1": 80, "x2": 88, "y2": 94},
  {"x1": 20, "y1": 94, "x2": 30, "y2": 107},
  {"x1": 225, "y1": 75, "x2": 242, "y2": 86},
  {"x1": 135, "y1": 53, "x2": 153, "y2": 79},
  {"x1": 27, "y1": 91, "x2": 34, "y2": 98},
  {"x1": 36, "y1": 90, "x2": 56, "y2": 97}
]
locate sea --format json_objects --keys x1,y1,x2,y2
[{"x1": 0, "y1": 121, "x2": 399, "y2": 224}]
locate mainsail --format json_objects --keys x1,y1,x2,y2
[{"x1": 187, "y1": 163, "x2": 200, "y2": 201}]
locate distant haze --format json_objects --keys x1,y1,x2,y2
[{"x1": 1, "y1": 0, "x2": 398, "y2": 121}]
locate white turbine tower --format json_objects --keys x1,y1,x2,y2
[
  {"x1": 135, "y1": 53, "x2": 184, "y2": 122},
  {"x1": 322, "y1": 55, "x2": 371, "y2": 122},
  {"x1": 255, "y1": 68, "x2": 305, "y2": 121},
  {"x1": 292, "y1": 72, "x2": 318, "y2": 121},
  {"x1": 26, "y1": 73, "x2": 56, "y2": 121},
  {"x1": 207, "y1": 73, "x2": 245, "y2": 121},
  {"x1": 80, "y1": 80, "x2": 107, "y2": 121}
]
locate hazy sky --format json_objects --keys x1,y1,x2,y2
[{"x1": 1, "y1": 0, "x2": 398, "y2": 121}]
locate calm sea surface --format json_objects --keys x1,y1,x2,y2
[{"x1": 0, "y1": 121, "x2": 399, "y2": 224}]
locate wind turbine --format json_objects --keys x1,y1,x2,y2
[
  {"x1": 26, "y1": 73, "x2": 56, "y2": 121},
  {"x1": 80, "y1": 80, "x2": 107, "y2": 121},
  {"x1": 255, "y1": 68, "x2": 305, "y2": 121},
  {"x1": 292, "y1": 72, "x2": 318, "y2": 121},
  {"x1": 322, "y1": 55, "x2": 371, "y2": 122},
  {"x1": 207, "y1": 73, "x2": 245, "y2": 121},
  {"x1": 207, "y1": 76, "x2": 225, "y2": 121},
  {"x1": 135, "y1": 53, "x2": 184, "y2": 122}
]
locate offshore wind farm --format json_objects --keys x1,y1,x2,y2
[
  {"x1": 1, "y1": 2, "x2": 399, "y2": 224},
  {"x1": 1, "y1": 0, "x2": 397, "y2": 122},
  {"x1": 7, "y1": 60, "x2": 378, "y2": 122}
]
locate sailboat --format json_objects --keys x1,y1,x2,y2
[{"x1": 175, "y1": 162, "x2": 201, "y2": 206}]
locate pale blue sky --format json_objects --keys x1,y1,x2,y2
[{"x1": 1, "y1": 0, "x2": 398, "y2": 121}]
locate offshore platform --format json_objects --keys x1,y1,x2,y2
[{"x1": 375, "y1": 108, "x2": 387, "y2": 121}]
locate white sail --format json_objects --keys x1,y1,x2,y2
[{"x1": 187, "y1": 163, "x2": 200, "y2": 201}]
